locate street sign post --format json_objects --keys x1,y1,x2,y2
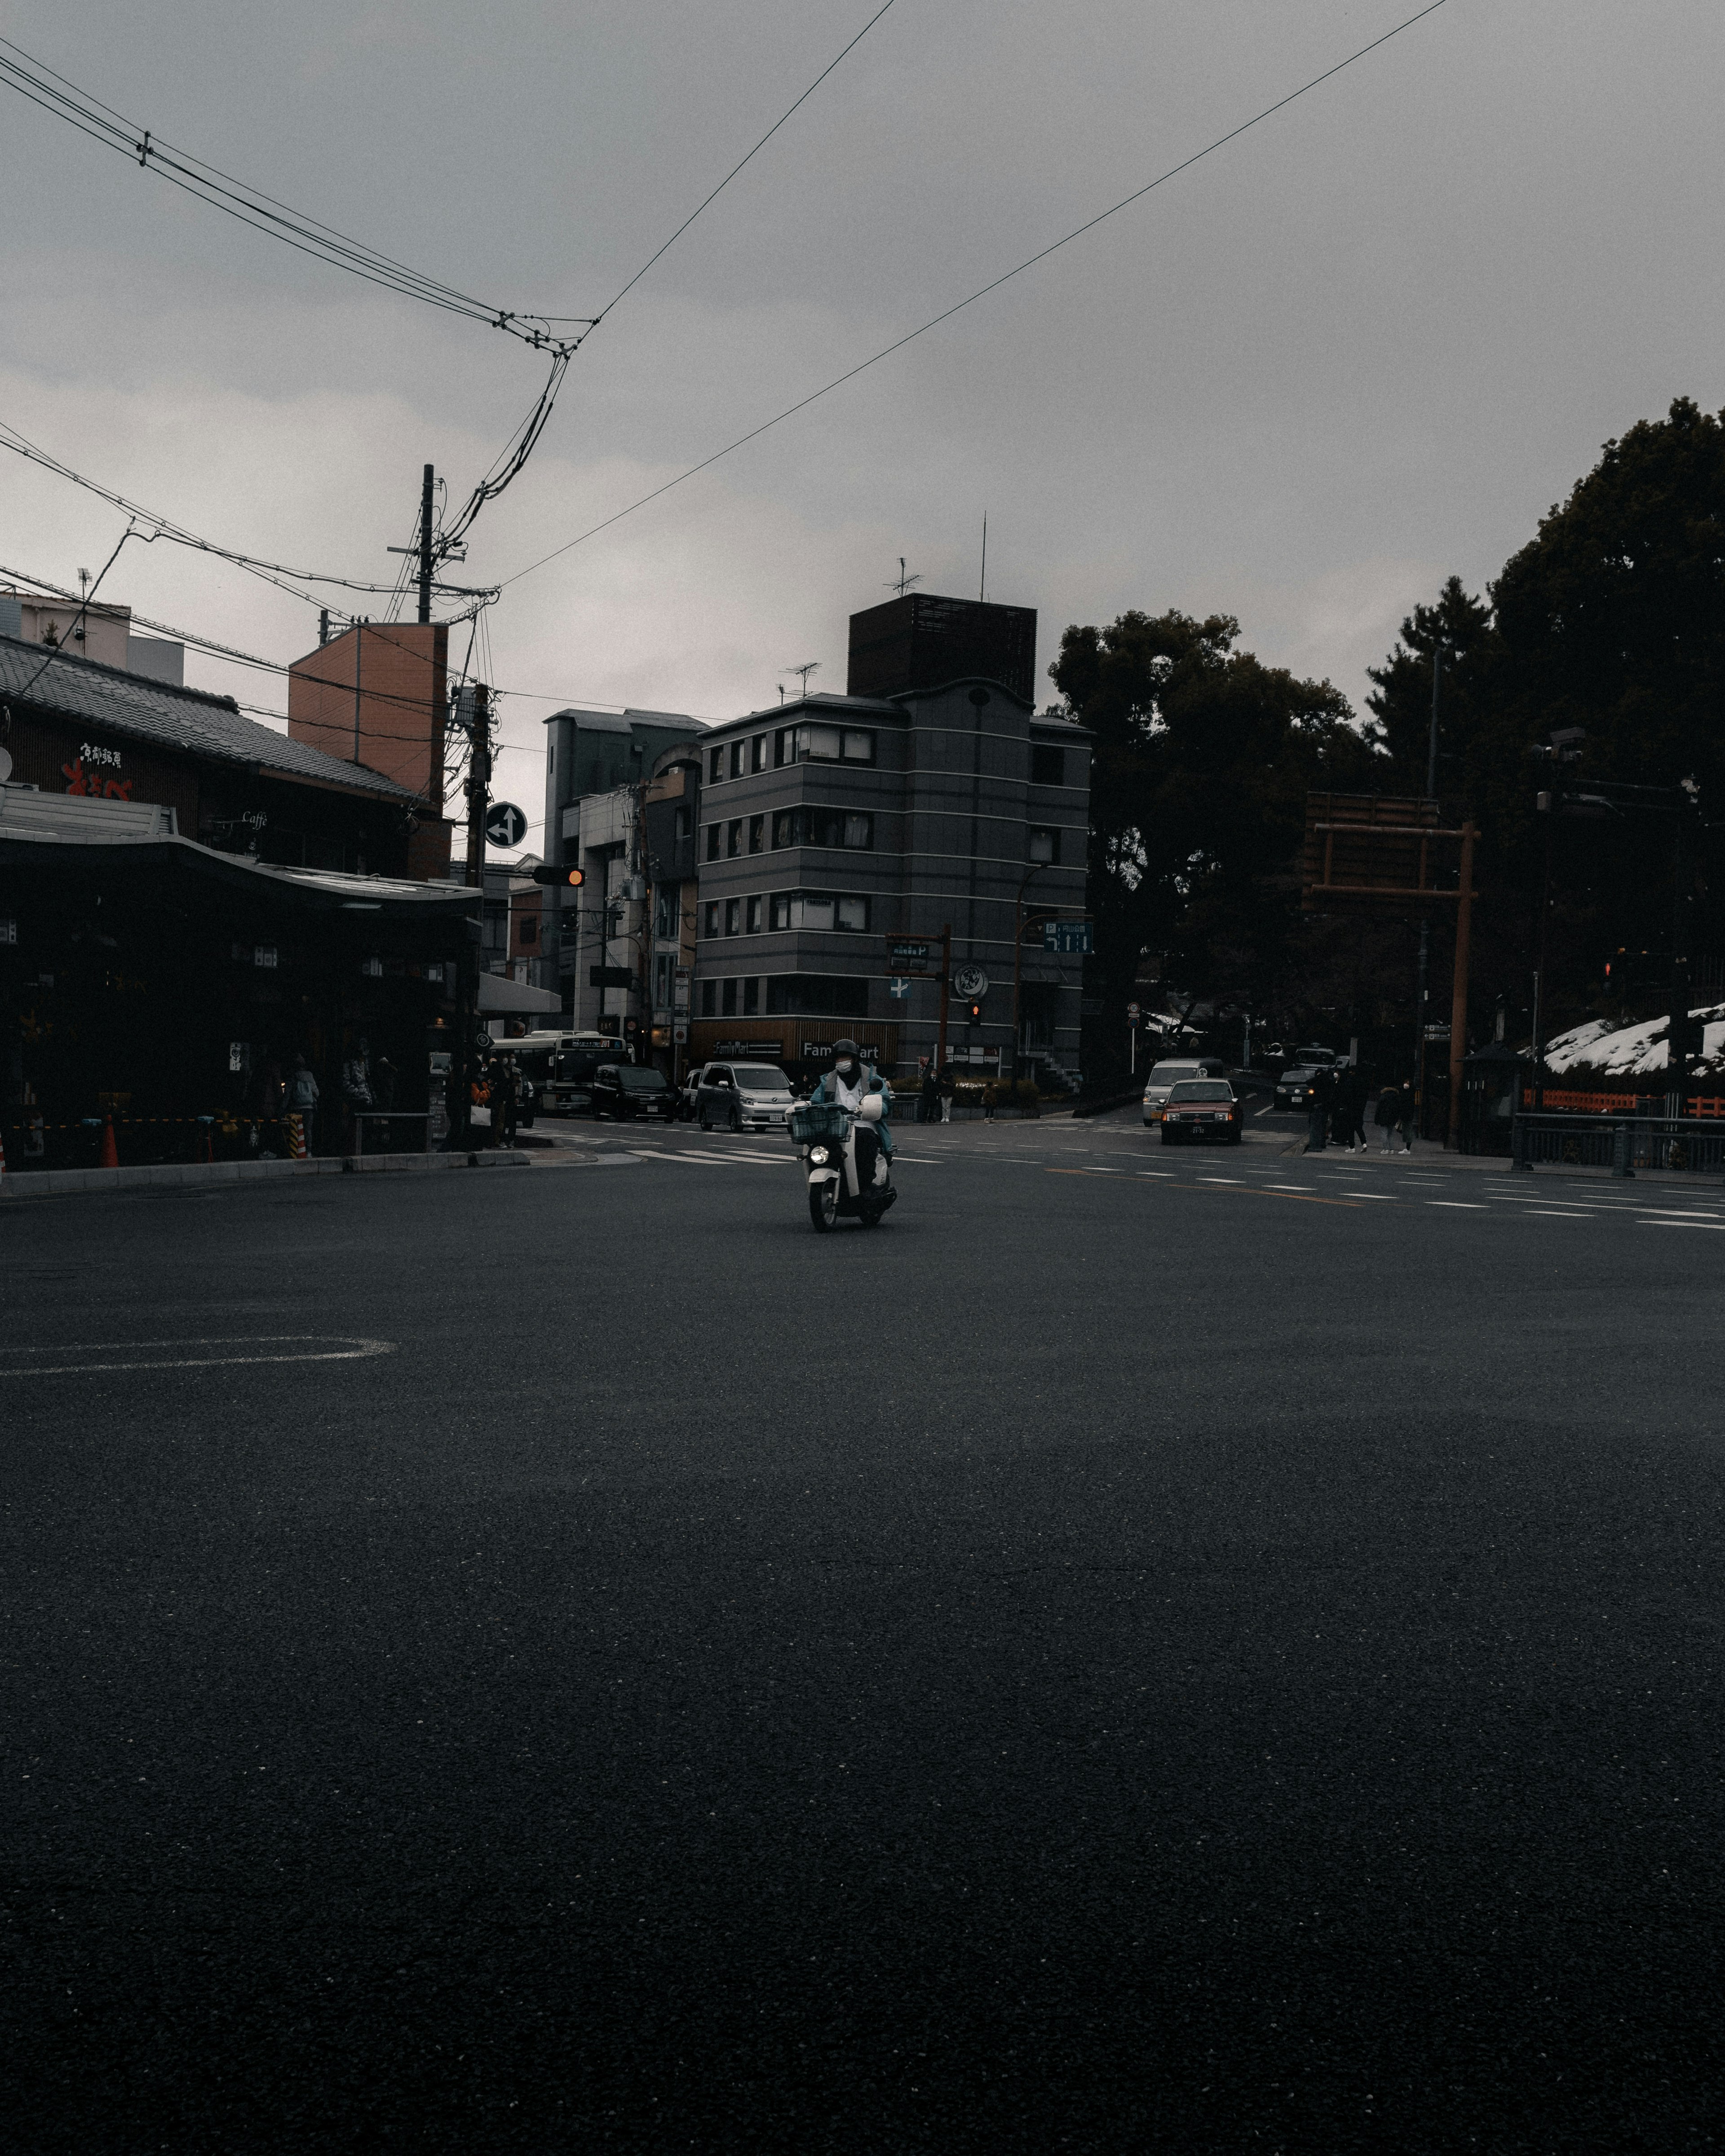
[
  {"x1": 886, "y1": 937, "x2": 934, "y2": 973},
  {"x1": 1040, "y1": 920, "x2": 1093, "y2": 954},
  {"x1": 889, "y1": 977, "x2": 911, "y2": 998},
  {"x1": 485, "y1": 801, "x2": 527, "y2": 849}
]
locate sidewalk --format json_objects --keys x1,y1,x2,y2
[{"x1": 2, "y1": 1149, "x2": 533, "y2": 1201}]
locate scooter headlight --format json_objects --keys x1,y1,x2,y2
[{"x1": 808, "y1": 1145, "x2": 830, "y2": 1166}]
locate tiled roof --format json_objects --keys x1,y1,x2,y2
[{"x1": 0, "y1": 632, "x2": 419, "y2": 802}]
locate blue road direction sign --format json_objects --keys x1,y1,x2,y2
[
  {"x1": 889, "y1": 976, "x2": 912, "y2": 998},
  {"x1": 1041, "y1": 920, "x2": 1094, "y2": 954}
]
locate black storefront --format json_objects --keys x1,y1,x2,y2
[{"x1": 0, "y1": 804, "x2": 478, "y2": 1170}]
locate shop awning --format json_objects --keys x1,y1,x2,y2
[{"x1": 477, "y1": 972, "x2": 562, "y2": 1015}]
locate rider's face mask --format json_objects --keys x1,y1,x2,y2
[{"x1": 836, "y1": 1059, "x2": 856, "y2": 1078}]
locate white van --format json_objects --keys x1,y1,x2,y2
[{"x1": 1142, "y1": 1058, "x2": 1204, "y2": 1126}]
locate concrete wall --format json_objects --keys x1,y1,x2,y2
[{"x1": 287, "y1": 623, "x2": 447, "y2": 814}]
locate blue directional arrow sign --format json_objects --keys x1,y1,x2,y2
[{"x1": 1041, "y1": 920, "x2": 1094, "y2": 954}]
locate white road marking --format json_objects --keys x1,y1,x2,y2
[
  {"x1": 628, "y1": 1149, "x2": 742, "y2": 1166},
  {"x1": 1524, "y1": 1208, "x2": 1595, "y2": 1218},
  {"x1": 1641, "y1": 1219, "x2": 1725, "y2": 1230},
  {"x1": 0, "y1": 1335, "x2": 397, "y2": 1378},
  {"x1": 1199, "y1": 1177, "x2": 1243, "y2": 1184},
  {"x1": 1352, "y1": 1193, "x2": 1398, "y2": 1201},
  {"x1": 1428, "y1": 1201, "x2": 1486, "y2": 1209}
]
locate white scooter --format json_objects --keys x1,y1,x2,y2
[{"x1": 791, "y1": 1091, "x2": 897, "y2": 1232}]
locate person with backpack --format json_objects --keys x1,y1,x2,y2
[{"x1": 285, "y1": 1052, "x2": 319, "y2": 1155}]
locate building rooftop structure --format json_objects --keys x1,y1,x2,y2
[{"x1": 0, "y1": 636, "x2": 420, "y2": 804}]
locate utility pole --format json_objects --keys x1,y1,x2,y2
[
  {"x1": 352, "y1": 618, "x2": 364, "y2": 764},
  {"x1": 1445, "y1": 821, "x2": 1478, "y2": 1148},
  {"x1": 465, "y1": 684, "x2": 491, "y2": 890},
  {"x1": 1413, "y1": 642, "x2": 1443, "y2": 1127},
  {"x1": 418, "y1": 463, "x2": 434, "y2": 626},
  {"x1": 935, "y1": 925, "x2": 953, "y2": 1076}
]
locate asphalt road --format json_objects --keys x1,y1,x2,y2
[{"x1": 5, "y1": 1118, "x2": 1725, "y2": 2152}]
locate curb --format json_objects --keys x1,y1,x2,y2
[{"x1": 1, "y1": 1150, "x2": 533, "y2": 1201}]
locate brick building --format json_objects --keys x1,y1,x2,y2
[{"x1": 287, "y1": 622, "x2": 452, "y2": 879}]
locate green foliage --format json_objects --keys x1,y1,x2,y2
[
  {"x1": 1368, "y1": 398, "x2": 1725, "y2": 1029},
  {"x1": 1050, "y1": 609, "x2": 1376, "y2": 1068}
]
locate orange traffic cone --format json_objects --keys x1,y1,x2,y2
[{"x1": 99, "y1": 1113, "x2": 119, "y2": 1169}]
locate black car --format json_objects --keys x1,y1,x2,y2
[{"x1": 589, "y1": 1064, "x2": 677, "y2": 1122}]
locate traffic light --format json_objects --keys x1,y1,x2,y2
[
  {"x1": 531, "y1": 865, "x2": 585, "y2": 888},
  {"x1": 966, "y1": 1001, "x2": 983, "y2": 1025}
]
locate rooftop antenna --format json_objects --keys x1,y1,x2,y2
[
  {"x1": 777, "y1": 684, "x2": 786, "y2": 704},
  {"x1": 789, "y1": 661, "x2": 820, "y2": 697},
  {"x1": 887, "y1": 557, "x2": 920, "y2": 599}
]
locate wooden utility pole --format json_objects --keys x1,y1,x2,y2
[
  {"x1": 1446, "y1": 821, "x2": 1478, "y2": 1146},
  {"x1": 464, "y1": 685, "x2": 491, "y2": 891},
  {"x1": 418, "y1": 463, "x2": 435, "y2": 626}
]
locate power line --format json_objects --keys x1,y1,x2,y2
[
  {"x1": 0, "y1": 418, "x2": 499, "y2": 609},
  {"x1": 0, "y1": 33, "x2": 590, "y2": 351},
  {"x1": 589, "y1": 0, "x2": 899, "y2": 328},
  {"x1": 499, "y1": 0, "x2": 1449, "y2": 592}
]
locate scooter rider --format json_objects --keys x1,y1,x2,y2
[{"x1": 808, "y1": 1040, "x2": 893, "y2": 1186}]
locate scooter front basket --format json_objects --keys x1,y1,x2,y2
[{"x1": 788, "y1": 1103, "x2": 849, "y2": 1144}]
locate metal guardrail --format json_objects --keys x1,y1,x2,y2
[{"x1": 1512, "y1": 1113, "x2": 1725, "y2": 1176}]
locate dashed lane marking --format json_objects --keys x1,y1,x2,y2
[
  {"x1": 1641, "y1": 1219, "x2": 1725, "y2": 1230},
  {"x1": 0, "y1": 1335, "x2": 398, "y2": 1378}
]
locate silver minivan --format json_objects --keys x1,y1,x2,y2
[
  {"x1": 696, "y1": 1062, "x2": 795, "y2": 1132},
  {"x1": 1142, "y1": 1058, "x2": 1204, "y2": 1126}
]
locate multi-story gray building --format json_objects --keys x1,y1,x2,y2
[
  {"x1": 687, "y1": 595, "x2": 1090, "y2": 1086},
  {"x1": 539, "y1": 706, "x2": 703, "y2": 1023}
]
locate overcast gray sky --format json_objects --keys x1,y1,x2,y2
[{"x1": 3, "y1": 0, "x2": 1722, "y2": 853}]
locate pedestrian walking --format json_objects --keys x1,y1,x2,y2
[
  {"x1": 341, "y1": 1040, "x2": 374, "y2": 1152},
  {"x1": 1375, "y1": 1081, "x2": 1404, "y2": 1153},
  {"x1": 1343, "y1": 1065, "x2": 1368, "y2": 1152},
  {"x1": 982, "y1": 1081, "x2": 997, "y2": 1121},
  {"x1": 1328, "y1": 1071, "x2": 1352, "y2": 1150},
  {"x1": 920, "y1": 1059, "x2": 941, "y2": 1126},
  {"x1": 1399, "y1": 1082, "x2": 1419, "y2": 1153},
  {"x1": 1305, "y1": 1064, "x2": 1331, "y2": 1153},
  {"x1": 285, "y1": 1051, "x2": 319, "y2": 1155},
  {"x1": 938, "y1": 1062, "x2": 955, "y2": 1123}
]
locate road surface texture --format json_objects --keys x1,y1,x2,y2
[{"x1": 5, "y1": 1114, "x2": 1723, "y2": 2152}]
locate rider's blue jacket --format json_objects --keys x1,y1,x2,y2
[{"x1": 808, "y1": 1065, "x2": 893, "y2": 1155}]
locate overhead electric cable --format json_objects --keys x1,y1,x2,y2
[
  {"x1": 0, "y1": 33, "x2": 588, "y2": 349},
  {"x1": 588, "y1": 0, "x2": 898, "y2": 327},
  {"x1": 500, "y1": 0, "x2": 1448, "y2": 592},
  {"x1": 0, "y1": 420, "x2": 498, "y2": 607}
]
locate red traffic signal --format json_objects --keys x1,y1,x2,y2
[
  {"x1": 966, "y1": 1001, "x2": 984, "y2": 1024},
  {"x1": 532, "y1": 865, "x2": 585, "y2": 888}
]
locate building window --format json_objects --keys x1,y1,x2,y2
[
  {"x1": 703, "y1": 901, "x2": 720, "y2": 936},
  {"x1": 784, "y1": 891, "x2": 869, "y2": 933},
  {"x1": 746, "y1": 894, "x2": 763, "y2": 933},
  {"x1": 748, "y1": 813, "x2": 765, "y2": 854},
  {"x1": 706, "y1": 823, "x2": 721, "y2": 862},
  {"x1": 793, "y1": 723, "x2": 875, "y2": 764},
  {"x1": 725, "y1": 898, "x2": 741, "y2": 936},
  {"x1": 743, "y1": 977, "x2": 761, "y2": 1016},
  {"x1": 655, "y1": 888, "x2": 679, "y2": 941},
  {"x1": 765, "y1": 974, "x2": 870, "y2": 1018},
  {"x1": 774, "y1": 727, "x2": 792, "y2": 767},
  {"x1": 1031, "y1": 744, "x2": 1066, "y2": 787},
  {"x1": 751, "y1": 734, "x2": 768, "y2": 773},
  {"x1": 770, "y1": 805, "x2": 873, "y2": 850},
  {"x1": 674, "y1": 805, "x2": 691, "y2": 841},
  {"x1": 701, "y1": 979, "x2": 717, "y2": 1016},
  {"x1": 1028, "y1": 827, "x2": 1061, "y2": 866},
  {"x1": 726, "y1": 819, "x2": 743, "y2": 858},
  {"x1": 654, "y1": 954, "x2": 671, "y2": 1008},
  {"x1": 721, "y1": 977, "x2": 738, "y2": 1016},
  {"x1": 708, "y1": 747, "x2": 724, "y2": 784},
  {"x1": 770, "y1": 892, "x2": 792, "y2": 931},
  {"x1": 729, "y1": 741, "x2": 746, "y2": 779}
]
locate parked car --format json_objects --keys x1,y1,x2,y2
[
  {"x1": 589, "y1": 1064, "x2": 678, "y2": 1122},
  {"x1": 697, "y1": 1061, "x2": 795, "y2": 1133},
  {"x1": 1141, "y1": 1058, "x2": 1205, "y2": 1125},
  {"x1": 1159, "y1": 1078, "x2": 1243, "y2": 1146},
  {"x1": 1274, "y1": 1065, "x2": 1323, "y2": 1112}
]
